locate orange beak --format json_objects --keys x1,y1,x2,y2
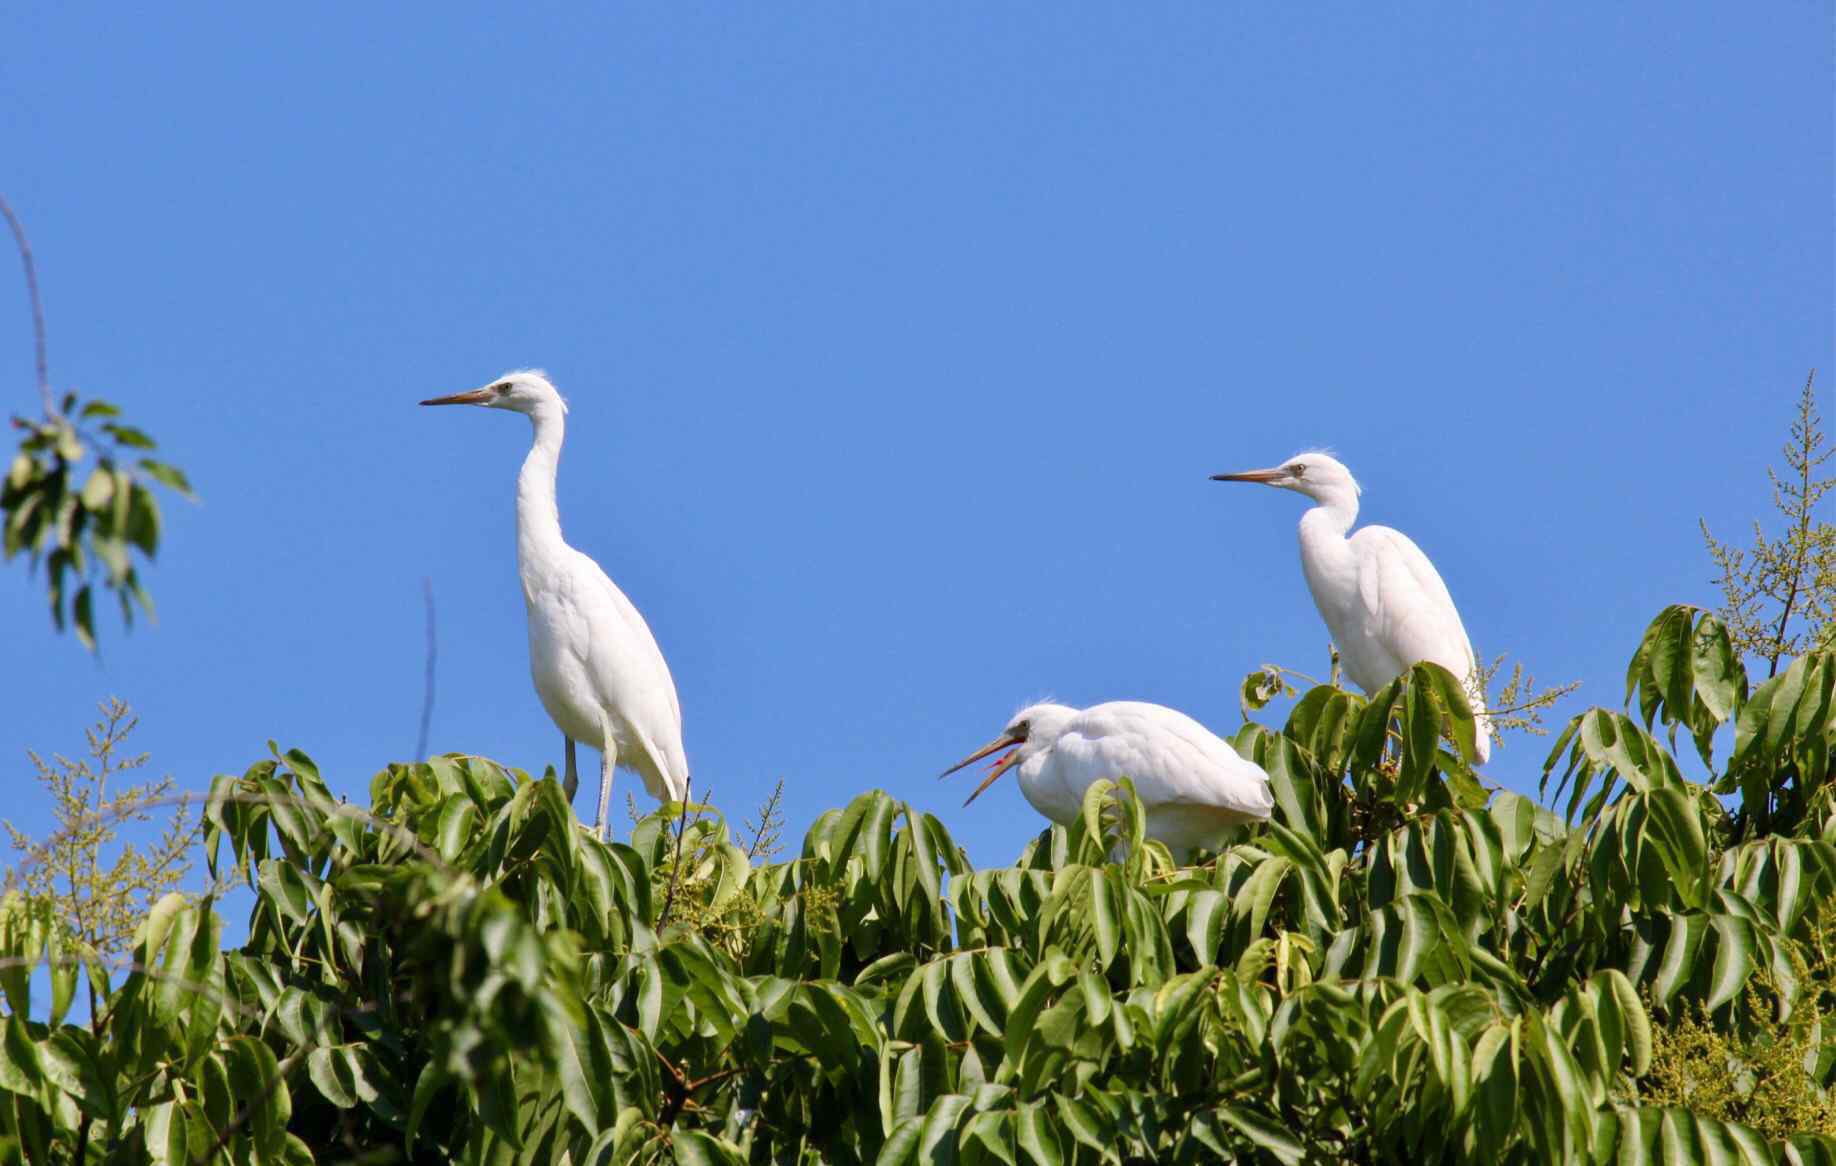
[
  {"x1": 1209, "y1": 467, "x2": 1289, "y2": 484},
  {"x1": 419, "y1": 388, "x2": 495, "y2": 406},
  {"x1": 940, "y1": 731, "x2": 1025, "y2": 806}
]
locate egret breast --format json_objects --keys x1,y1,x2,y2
[
  {"x1": 524, "y1": 586, "x2": 611, "y2": 748},
  {"x1": 1016, "y1": 752, "x2": 1085, "y2": 826}
]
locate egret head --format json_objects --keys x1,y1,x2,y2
[
  {"x1": 420, "y1": 369, "x2": 568, "y2": 417},
  {"x1": 940, "y1": 702, "x2": 1076, "y2": 806},
  {"x1": 1211, "y1": 450, "x2": 1360, "y2": 506}
]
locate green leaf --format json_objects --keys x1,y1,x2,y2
[
  {"x1": 1649, "y1": 913, "x2": 1708, "y2": 1004},
  {"x1": 0, "y1": 1017, "x2": 45, "y2": 1099},
  {"x1": 1241, "y1": 665, "x2": 1291, "y2": 716},
  {"x1": 1013, "y1": 1103, "x2": 1065, "y2": 1166},
  {"x1": 137, "y1": 458, "x2": 195, "y2": 499},
  {"x1": 1088, "y1": 869, "x2": 1120, "y2": 969},
  {"x1": 1625, "y1": 605, "x2": 1747, "y2": 766},
  {"x1": 5, "y1": 451, "x2": 37, "y2": 491},
  {"x1": 102, "y1": 422, "x2": 156, "y2": 450},
  {"x1": 78, "y1": 466, "x2": 113, "y2": 511},
  {"x1": 1640, "y1": 788, "x2": 1711, "y2": 910},
  {"x1": 1703, "y1": 915, "x2": 1758, "y2": 1011},
  {"x1": 672, "y1": 1130, "x2": 746, "y2": 1166},
  {"x1": 1183, "y1": 889, "x2": 1227, "y2": 963},
  {"x1": 72, "y1": 584, "x2": 94, "y2": 651},
  {"x1": 47, "y1": 949, "x2": 76, "y2": 1029},
  {"x1": 305, "y1": 1046, "x2": 357, "y2": 1109},
  {"x1": 125, "y1": 482, "x2": 161, "y2": 557},
  {"x1": 223, "y1": 1036, "x2": 290, "y2": 1160},
  {"x1": 1213, "y1": 1104, "x2": 1306, "y2": 1165}
]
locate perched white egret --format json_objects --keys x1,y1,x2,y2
[
  {"x1": 421, "y1": 370, "x2": 689, "y2": 837},
  {"x1": 1212, "y1": 451, "x2": 1493, "y2": 762},
  {"x1": 941, "y1": 701, "x2": 1274, "y2": 854}
]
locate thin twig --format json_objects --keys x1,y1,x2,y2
[
  {"x1": 72, "y1": 1109, "x2": 92, "y2": 1166},
  {"x1": 0, "y1": 193, "x2": 51, "y2": 415},
  {"x1": 1768, "y1": 372, "x2": 1822, "y2": 676},
  {"x1": 415, "y1": 577, "x2": 437, "y2": 760},
  {"x1": 1484, "y1": 684, "x2": 1583, "y2": 719},
  {"x1": 657, "y1": 777, "x2": 693, "y2": 930},
  {"x1": 743, "y1": 779, "x2": 785, "y2": 861}
]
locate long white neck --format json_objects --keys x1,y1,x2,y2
[
  {"x1": 1298, "y1": 486, "x2": 1359, "y2": 540},
  {"x1": 1295, "y1": 487, "x2": 1360, "y2": 603},
  {"x1": 516, "y1": 404, "x2": 569, "y2": 581}
]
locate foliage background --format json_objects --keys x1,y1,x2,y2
[
  {"x1": 9, "y1": 614, "x2": 1836, "y2": 1161},
  {"x1": 1, "y1": 6, "x2": 1831, "y2": 874}
]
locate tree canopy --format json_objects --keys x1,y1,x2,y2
[{"x1": 0, "y1": 605, "x2": 1833, "y2": 1163}]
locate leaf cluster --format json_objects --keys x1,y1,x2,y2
[
  {"x1": 3, "y1": 396, "x2": 191, "y2": 649},
  {"x1": 2, "y1": 194, "x2": 194, "y2": 651}
]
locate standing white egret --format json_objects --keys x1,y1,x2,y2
[
  {"x1": 1211, "y1": 451, "x2": 1493, "y2": 762},
  {"x1": 420, "y1": 370, "x2": 689, "y2": 837},
  {"x1": 941, "y1": 701, "x2": 1274, "y2": 854}
]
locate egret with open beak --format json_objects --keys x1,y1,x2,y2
[
  {"x1": 939, "y1": 723, "x2": 1029, "y2": 806},
  {"x1": 941, "y1": 701, "x2": 1273, "y2": 856}
]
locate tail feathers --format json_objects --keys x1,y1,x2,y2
[
  {"x1": 633, "y1": 757, "x2": 689, "y2": 804},
  {"x1": 629, "y1": 726, "x2": 690, "y2": 804}
]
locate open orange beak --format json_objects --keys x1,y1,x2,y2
[
  {"x1": 419, "y1": 388, "x2": 495, "y2": 406},
  {"x1": 940, "y1": 731, "x2": 1025, "y2": 806}
]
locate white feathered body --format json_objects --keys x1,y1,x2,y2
[
  {"x1": 514, "y1": 400, "x2": 689, "y2": 802},
  {"x1": 1016, "y1": 701, "x2": 1273, "y2": 854},
  {"x1": 521, "y1": 546, "x2": 688, "y2": 802},
  {"x1": 1298, "y1": 510, "x2": 1493, "y2": 761}
]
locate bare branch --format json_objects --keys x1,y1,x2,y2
[
  {"x1": 0, "y1": 193, "x2": 50, "y2": 415},
  {"x1": 415, "y1": 577, "x2": 437, "y2": 761},
  {"x1": 657, "y1": 776, "x2": 693, "y2": 930}
]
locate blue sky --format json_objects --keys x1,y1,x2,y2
[{"x1": 2, "y1": 5, "x2": 1831, "y2": 873}]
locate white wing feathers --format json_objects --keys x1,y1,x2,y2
[
  {"x1": 574, "y1": 550, "x2": 689, "y2": 800},
  {"x1": 1053, "y1": 703, "x2": 1273, "y2": 821},
  {"x1": 1350, "y1": 526, "x2": 1493, "y2": 761}
]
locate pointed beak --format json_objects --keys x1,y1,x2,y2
[
  {"x1": 941, "y1": 731, "x2": 1025, "y2": 806},
  {"x1": 1210, "y1": 467, "x2": 1289, "y2": 484},
  {"x1": 419, "y1": 388, "x2": 495, "y2": 407}
]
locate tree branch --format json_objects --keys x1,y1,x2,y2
[
  {"x1": 657, "y1": 777, "x2": 693, "y2": 930},
  {"x1": 0, "y1": 193, "x2": 51, "y2": 415},
  {"x1": 415, "y1": 577, "x2": 437, "y2": 761}
]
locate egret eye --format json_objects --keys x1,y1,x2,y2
[
  {"x1": 1287, "y1": 463, "x2": 1306, "y2": 477},
  {"x1": 494, "y1": 383, "x2": 511, "y2": 395}
]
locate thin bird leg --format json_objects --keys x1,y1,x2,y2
[
  {"x1": 594, "y1": 714, "x2": 616, "y2": 842},
  {"x1": 563, "y1": 736, "x2": 579, "y2": 801}
]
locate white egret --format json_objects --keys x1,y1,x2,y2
[
  {"x1": 420, "y1": 370, "x2": 689, "y2": 837},
  {"x1": 1212, "y1": 451, "x2": 1493, "y2": 761},
  {"x1": 941, "y1": 701, "x2": 1274, "y2": 854}
]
